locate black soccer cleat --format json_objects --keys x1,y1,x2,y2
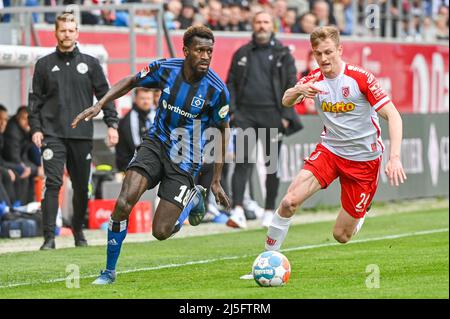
[
  {"x1": 73, "y1": 229, "x2": 88, "y2": 247},
  {"x1": 40, "y1": 238, "x2": 55, "y2": 250}
]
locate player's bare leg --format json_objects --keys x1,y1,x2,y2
[
  {"x1": 332, "y1": 209, "x2": 363, "y2": 244},
  {"x1": 152, "y1": 199, "x2": 183, "y2": 240},
  {"x1": 93, "y1": 169, "x2": 148, "y2": 284},
  {"x1": 265, "y1": 169, "x2": 322, "y2": 251},
  {"x1": 112, "y1": 169, "x2": 149, "y2": 221}
]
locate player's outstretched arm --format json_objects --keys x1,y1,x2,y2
[
  {"x1": 210, "y1": 121, "x2": 231, "y2": 210},
  {"x1": 282, "y1": 86, "x2": 305, "y2": 107},
  {"x1": 71, "y1": 75, "x2": 138, "y2": 128},
  {"x1": 282, "y1": 79, "x2": 323, "y2": 107},
  {"x1": 378, "y1": 102, "x2": 407, "y2": 186}
]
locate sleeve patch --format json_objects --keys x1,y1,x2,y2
[
  {"x1": 139, "y1": 65, "x2": 150, "y2": 78},
  {"x1": 368, "y1": 81, "x2": 385, "y2": 101},
  {"x1": 218, "y1": 105, "x2": 229, "y2": 118}
]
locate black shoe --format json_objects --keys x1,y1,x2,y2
[
  {"x1": 73, "y1": 230, "x2": 88, "y2": 247},
  {"x1": 40, "y1": 238, "x2": 55, "y2": 250}
]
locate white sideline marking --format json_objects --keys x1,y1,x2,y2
[{"x1": 0, "y1": 228, "x2": 448, "y2": 289}]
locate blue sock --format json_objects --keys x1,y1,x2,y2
[
  {"x1": 173, "y1": 189, "x2": 198, "y2": 233},
  {"x1": 106, "y1": 218, "x2": 128, "y2": 271}
]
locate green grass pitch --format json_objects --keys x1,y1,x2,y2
[{"x1": 0, "y1": 207, "x2": 447, "y2": 299}]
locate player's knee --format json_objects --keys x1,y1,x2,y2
[
  {"x1": 152, "y1": 227, "x2": 171, "y2": 241},
  {"x1": 333, "y1": 230, "x2": 351, "y2": 244},
  {"x1": 152, "y1": 223, "x2": 173, "y2": 241}
]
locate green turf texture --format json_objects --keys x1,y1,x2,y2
[{"x1": 0, "y1": 208, "x2": 448, "y2": 299}]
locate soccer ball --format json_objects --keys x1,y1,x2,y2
[{"x1": 252, "y1": 251, "x2": 291, "y2": 287}]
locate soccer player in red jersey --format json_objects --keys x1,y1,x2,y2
[{"x1": 265, "y1": 25, "x2": 407, "y2": 252}]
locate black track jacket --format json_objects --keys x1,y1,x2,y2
[
  {"x1": 28, "y1": 46, "x2": 118, "y2": 139},
  {"x1": 226, "y1": 35, "x2": 303, "y2": 136}
]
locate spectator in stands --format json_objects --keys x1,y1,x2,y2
[
  {"x1": 28, "y1": 13, "x2": 119, "y2": 250},
  {"x1": 196, "y1": 1, "x2": 210, "y2": 26},
  {"x1": 178, "y1": 0, "x2": 196, "y2": 29},
  {"x1": 292, "y1": 12, "x2": 318, "y2": 34},
  {"x1": 435, "y1": 13, "x2": 450, "y2": 40},
  {"x1": 99, "y1": 0, "x2": 117, "y2": 26},
  {"x1": 115, "y1": 88, "x2": 157, "y2": 173},
  {"x1": 273, "y1": 0, "x2": 288, "y2": 32},
  {"x1": 207, "y1": 0, "x2": 223, "y2": 30},
  {"x1": 217, "y1": 5, "x2": 232, "y2": 31},
  {"x1": 2, "y1": 106, "x2": 42, "y2": 206},
  {"x1": 422, "y1": 16, "x2": 437, "y2": 41},
  {"x1": 312, "y1": 0, "x2": 336, "y2": 27},
  {"x1": 166, "y1": 0, "x2": 183, "y2": 21},
  {"x1": 228, "y1": 3, "x2": 247, "y2": 31},
  {"x1": 334, "y1": 0, "x2": 353, "y2": 35},
  {"x1": 282, "y1": 8, "x2": 297, "y2": 33},
  {"x1": 226, "y1": 11, "x2": 302, "y2": 229},
  {"x1": 239, "y1": 3, "x2": 253, "y2": 31},
  {"x1": 0, "y1": 104, "x2": 16, "y2": 208},
  {"x1": 163, "y1": 1, "x2": 182, "y2": 29}
]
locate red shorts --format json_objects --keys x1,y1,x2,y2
[{"x1": 303, "y1": 144, "x2": 381, "y2": 219}]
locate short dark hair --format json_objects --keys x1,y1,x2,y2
[
  {"x1": 183, "y1": 25, "x2": 214, "y2": 47},
  {"x1": 16, "y1": 105, "x2": 28, "y2": 116},
  {"x1": 0, "y1": 104, "x2": 7, "y2": 113}
]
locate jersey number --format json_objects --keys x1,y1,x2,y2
[
  {"x1": 174, "y1": 185, "x2": 189, "y2": 204},
  {"x1": 356, "y1": 193, "x2": 370, "y2": 210}
]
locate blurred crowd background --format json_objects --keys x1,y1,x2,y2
[{"x1": 1, "y1": 0, "x2": 448, "y2": 41}]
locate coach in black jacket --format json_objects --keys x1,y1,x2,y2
[
  {"x1": 226, "y1": 11, "x2": 303, "y2": 229},
  {"x1": 28, "y1": 13, "x2": 119, "y2": 250}
]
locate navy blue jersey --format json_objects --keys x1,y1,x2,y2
[{"x1": 135, "y1": 58, "x2": 230, "y2": 176}]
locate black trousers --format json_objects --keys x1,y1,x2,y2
[
  {"x1": 231, "y1": 107, "x2": 283, "y2": 210},
  {"x1": 41, "y1": 137, "x2": 92, "y2": 238}
]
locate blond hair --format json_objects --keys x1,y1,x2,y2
[
  {"x1": 55, "y1": 13, "x2": 78, "y2": 30},
  {"x1": 310, "y1": 26, "x2": 340, "y2": 48}
]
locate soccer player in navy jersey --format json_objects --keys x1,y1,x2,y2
[{"x1": 72, "y1": 26, "x2": 231, "y2": 285}]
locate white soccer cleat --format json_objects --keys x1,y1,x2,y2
[
  {"x1": 261, "y1": 210, "x2": 274, "y2": 228},
  {"x1": 244, "y1": 199, "x2": 264, "y2": 219},
  {"x1": 226, "y1": 207, "x2": 247, "y2": 229}
]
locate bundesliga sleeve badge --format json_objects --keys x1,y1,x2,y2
[
  {"x1": 140, "y1": 65, "x2": 150, "y2": 78},
  {"x1": 218, "y1": 105, "x2": 229, "y2": 118}
]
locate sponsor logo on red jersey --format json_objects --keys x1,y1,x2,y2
[
  {"x1": 321, "y1": 101, "x2": 356, "y2": 113},
  {"x1": 368, "y1": 81, "x2": 385, "y2": 100}
]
